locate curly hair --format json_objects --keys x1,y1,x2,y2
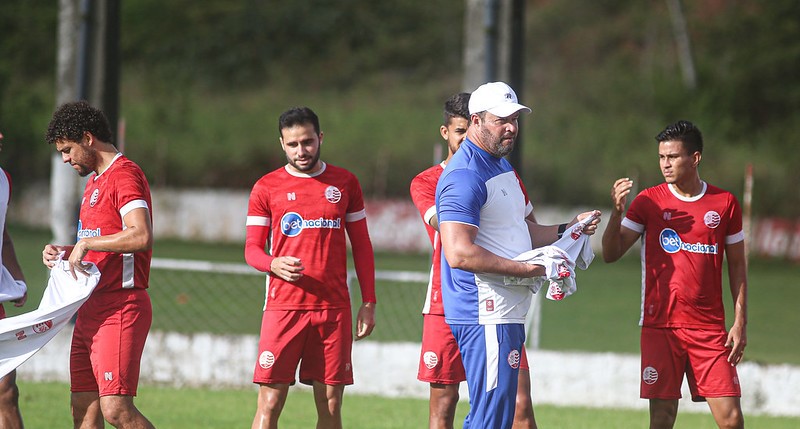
[
  {"x1": 278, "y1": 107, "x2": 320, "y2": 136},
  {"x1": 46, "y1": 100, "x2": 113, "y2": 145}
]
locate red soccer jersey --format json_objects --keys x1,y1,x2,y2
[
  {"x1": 622, "y1": 182, "x2": 743, "y2": 329},
  {"x1": 410, "y1": 163, "x2": 446, "y2": 315},
  {"x1": 246, "y1": 162, "x2": 370, "y2": 310},
  {"x1": 77, "y1": 155, "x2": 153, "y2": 291}
]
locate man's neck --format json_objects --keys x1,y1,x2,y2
[
  {"x1": 670, "y1": 176, "x2": 703, "y2": 198},
  {"x1": 95, "y1": 145, "x2": 121, "y2": 176}
]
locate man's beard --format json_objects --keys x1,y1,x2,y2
[
  {"x1": 480, "y1": 127, "x2": 515, "y2": 158},
  {"x1": 287, "y1": 149, "x2": 321, "y2": 172}
]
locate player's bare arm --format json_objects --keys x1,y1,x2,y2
[
  {"x1": 67, "y1": 206, "x2": 153, "y2": 279},
  {"x1": 602, "y1": 178, "x2": 640, "y2": 262},
  {"x1": 725, "y1": 240, "x2": 748, "y2": 366},
  {"x1": 440, "y1": 221, "x2": 545, "y2": 278},
  {"x1": 3, "y1": 226, "x2": 27, "y2": 307},
  {"x1": 526, "y1": 210, "x2": 601, "y2": 248}
]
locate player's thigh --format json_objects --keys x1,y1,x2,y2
[
  {"x1": 419, "y1": 314, "x2": 466, "y2": 384},
  {"x1": 640, "y1": 327, "x2": 686, "y2": 400},
  {"x1": 681, "y1": 328, "x2": 741, "y2": 399},
  {"x1": 254, "y1": 310, "x2": 310, "y2": 384},
  {"x1": 298, "y1": 308, "x2": 353, "y2": 385}
]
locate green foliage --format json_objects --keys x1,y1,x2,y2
[{"x1": 1, "y1": 1, "x2": 799, "y2": 215}]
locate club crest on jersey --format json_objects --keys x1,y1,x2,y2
[
  {"x1": 325, "y1": 186, "x2": 342, "y2": 203},
  {"x1": 704, "y1": 211, "x2": 721, "y2": 228},
  {"x1": 90, "y1": 188, "x2": 100, "y2": 207},
  {"x1": 659, "y1": 228, "x2": 717, "y2": 255},
  {"x1": 280, "y1": 212, "x2": 341, "y2": 237},
  {"x1": 643, "y1": 366, "x2": 659, "y2": 385},
  {"x1": 259, "y1": 351, "x2": 275, "y2": 369}
]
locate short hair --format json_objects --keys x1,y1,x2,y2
[
  {"x1": 46, "y1": 100, "x2": 113, "y2": 145},
  {"x1": 278, "y1": 107, "x2": 320, "y2": 136},
  {"x1": 655, "y1": 120, "x2": 703, "y2": 154},
  {"x1": 443, "y1": 92, "x2": 470, "y2": 126}
]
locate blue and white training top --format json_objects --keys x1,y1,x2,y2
[{"x1": 435, "y1": 138, "x2": 533, "y2": 325}]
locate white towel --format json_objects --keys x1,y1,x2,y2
[
  {"x1": 505, "y1": 213, "x2": 598, "y2": 300},
  {"x1": 0, "y1": 259, "x2": 100, "y2": 378},
  {"x1": 0, "y1": 266, "x2": 27, "y2": 303}
]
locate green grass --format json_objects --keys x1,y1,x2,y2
[
  {"x1": 6, "y1": 224, "x2": 800, "y2": 365},
  {"x1": 16, "y1": 381, "x2": 800, "y2": 428}
]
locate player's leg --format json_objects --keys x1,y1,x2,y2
[
  {"x1": 98, "y1": 395, "x2": 155, "y2": 429},
  {"x1": 512, "y1": 367, "x2": 537, "y2": 429},
  {"x1": 252, "y1": 310, "x2": 309, "y2": 429},
  {"x1": 312, "y1": 382, "x2": 345, "y2": 429},
  {"x1": 706, "y1": 397, "x2": 744, "y2": 429},
  {"x1": 682, "y1": 329, "x2": 743, "y2": 429},
  {"x1": 252, "y1": 383, "x2": 291, "y2": 429},
  {"x1": 428, "y1": 383, "x2": 460, "y2": 429},
  {"x1": 0, "y1": 370, "x2": 24, "y2": 429},
  {"x1": 649, "y1": 399, "x2": 679, "y2": 429},
  {"x1": 418, "y1": 314, "x2": 465, "y2": 429},
  {"x1": 641, "y1": 328, "x2": 685, "y2": 429},
  {"x1": 71, "y1": 391, "x2": 104, "y2": 429}
]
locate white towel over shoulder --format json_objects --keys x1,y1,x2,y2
[
  {"x1": 505, "y1": 213, "x2": 598, "y2": 300},
  {"x1": 0, "y1": 259, "x2": 100, "y2": 378}
]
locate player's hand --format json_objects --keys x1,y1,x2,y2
[
  {"x1": 269, "y1": 256, "x2": 304, "y2": 282},
  {"x1": 575, "y1": 210, "x2": 602, "y2": 235},
  {"x1": 726, "y1": 323, "x2": 747, "y2": 366},
  {"x1": 67, "y1": 240, "x2": 91, "y2": 279},
  {"x1": 12, "y1": 291, "x2": 27, "y2": 307},
  {"x1": 42, "y1": 244, "x2": 68, "y2": 268},
  {"x1": 611, "y1": 178, "x2": 634, "y2": 214},
  {"x1": 355, "y1": 302, "x2": 376, "y2": 341}
]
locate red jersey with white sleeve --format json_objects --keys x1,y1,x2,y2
[
  {"x1": 409, "y1": 163, "x2": 532, "y2": 316},
  {"x1": 621, "y1": 182, "x2": 743, "y2": 329},
  {"x1": 410, "y1": 163, "x2": 445, "y2": 315},
  {"x1": 245, "y1": 162, "x2": 376, "y2": 310},
  {"x1": 77, "y1": 154, "x2": 153, "y2": 291}
]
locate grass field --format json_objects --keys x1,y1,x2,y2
[
  {"x1": 7, "y1": 224, "x2": 800, "y2": 365},
  {"x1": 16, "y1": 381, "x2": 800, "y2": 428}
]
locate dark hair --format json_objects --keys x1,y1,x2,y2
[
  {"x1": 655, "y1": 120, "x2": 703, "y2": 154},
  {"x1": 278, "y1": 107, "x2": 320, "y2": 136},
  {"x1": 443, "y1": 92, "x2": 470, "y2": 126},
  {"x1": 46, "y1": 100, "x2": 113, "y2": 145}
]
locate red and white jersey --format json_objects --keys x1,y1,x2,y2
[
  {"x1": 410, "y1": 163, "x2": 446, "y2": 315},
  {"x1": 77, "y1": 154, "x2": 153, "y2": 292},
  {"x1": 622, "y1": 182, "x2": 743, "y2": 329},
  {"x1": 246, "y1": 162, "x2": 367, "y2": 310}
]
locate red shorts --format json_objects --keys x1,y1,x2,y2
[
  {"x1": 641, "y1": 326, "x2": 741, "y2": 401},
  {"x1": 254, "y1": 308, "x2": 353, "y2": 386},
  {"x1": 418, "y1": 314, "x2": 529, "y2": 384},
  {"x1": 71, "y1": 289, "x2": 152, "y2": 396}
]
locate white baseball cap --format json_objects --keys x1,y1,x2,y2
[{"x1": 468, "y1": 81, "x2": 532, "y2": 117}]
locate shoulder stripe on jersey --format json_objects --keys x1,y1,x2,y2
[
  {"x1": 621, "y1": 217, "x2": 644, "y2": 233},
  {"x1": 525, "y1": 201, "x2": 533, "y2": 217},
  {"x1": 246, "y1": 216, "x2": 270, "y2": 226},
  {"x1": 439, "y1": 219, "x2": 479, "y2": 229},
  {"x1": 345, "y1": 209, "x2": 366, "y2": 223},
  {"x1": 423, "y1": 205, "x2": 437, "y2": 225},
  {"x1": 120, "y1": 200, "x2": 149, "y2": 218},
  {"x1": 726, "y1": 230, "x2": 745, "y2": 245}
]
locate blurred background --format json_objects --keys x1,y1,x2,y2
[{"x1": 1, "y1": 0, "x2": 798, "y2": 216}]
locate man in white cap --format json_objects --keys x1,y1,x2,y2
[{"x1": 435, "y1": 82, "x2": 600, "y2": 428}]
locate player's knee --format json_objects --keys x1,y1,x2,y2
[{"x1": 716, "y1": 409, "x2": 744, "y2": 429}]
